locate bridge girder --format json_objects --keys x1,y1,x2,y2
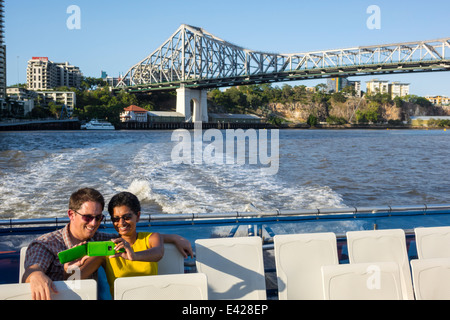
[{"x1": 116, "y1": 24, "x2": 450, "y2": 91}]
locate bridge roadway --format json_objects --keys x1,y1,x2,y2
[{"x1": 115, "y1": 24, "x2": 450, "y2": 92}]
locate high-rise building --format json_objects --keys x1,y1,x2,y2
[
  {"x1": 366, "y1": 79, "x2": 390, "y2": 95},
  {"x1": 0, "y1": 0, "x2": 6, "y2": 104},
  {"x1": 366, "y1": 79, "x2": 410, "y2": 99},
  {"x1": 327, "y1": 77, "x2": 362, "y2": 97},
  {"x1": 27, "y1": 57, "x2": 82, "y2": 90}
]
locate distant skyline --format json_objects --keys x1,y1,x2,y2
[{"x1": 5, "y1": 0, "x2": 450, "y2": 96}]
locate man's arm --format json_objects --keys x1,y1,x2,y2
[
  {"x1": 161, "y1": 234, "x2": 193, "y2": 258},
  {"x1": 64, "y1": 255, "x2": 105, "y2": 280},
  {"x1": 22, "y1": 264, "x2": 58, "y2": 300}
]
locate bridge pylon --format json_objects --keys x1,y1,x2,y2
[{"x1": 176, "y1": 85, "x2": 208, "y2": 122}]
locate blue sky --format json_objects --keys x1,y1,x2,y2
[{"x1": 6, "y1": 0, "x2": 450, "y2": 96}]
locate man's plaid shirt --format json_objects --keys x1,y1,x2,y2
[{"x1": 24, "y1": 224, "x2": 117, "y2": 281}]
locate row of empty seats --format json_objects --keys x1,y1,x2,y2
[
  {"x1": 2, "y1": 226, "x2": 450, "y2": 299},
  {"x1": 275, "y1": 226, "x2": 450, "y2": 300}
]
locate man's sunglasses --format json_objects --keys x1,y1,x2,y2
[{"x1": 73, "y1": 210, "x2": 105, "y2": 223}]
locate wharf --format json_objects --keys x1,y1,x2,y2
[{"x1": 0, "y1": 119, "x2": 80, "y2": 131}]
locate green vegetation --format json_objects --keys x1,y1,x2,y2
[
  {"x1": 9, "y1": 76, "x2": 444, "y2": 127},
  {"x1": 427, "y1": 119, "x2": 450, "y2": 127}
]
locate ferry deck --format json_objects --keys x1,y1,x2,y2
[{"x1": 1, "y1": 204, "x2": 450, "y2": 300}]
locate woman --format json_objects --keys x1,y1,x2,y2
[{"x1": 104, "y1": 191, "x2": 164, "y2": 297}]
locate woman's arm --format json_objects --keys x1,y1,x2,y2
[
  {"x1": 111, "y1": 233, "x2": 164, "y2": 262},
  {"x1": 160, "y1": 234, "x2": 193, "y2": 258}
]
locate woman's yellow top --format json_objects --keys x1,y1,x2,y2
[{"x1": 104, "y1": 232, "x2": 158, "y2": 297}]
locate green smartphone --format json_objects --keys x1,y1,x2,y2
[
  {"x1": 58, "y1": 241, "x2": 125, "y2": 264},
  {"x1": 88, "y1": 241, "x2": 121, "y2": 256},
  {"x1": 58, "y1": 244, "x2": 88, "y2": 264}
]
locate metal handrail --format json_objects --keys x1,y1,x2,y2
[{"x1": 1, "y1": 204, "x2": 449, "y2": 228}]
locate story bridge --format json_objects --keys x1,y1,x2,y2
[{"x1": 116, "y1": 24, "x2": 450, "y2": 122}]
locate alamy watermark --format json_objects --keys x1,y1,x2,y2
[
  {"x1": 366, "y1": 5, "x2": 381, "y2": 30},
  {"x1": 366, "y1": 264, "x2": 381, "y2": 290},
  {"x1": 66, "y1": 265, "x2": 82, "y2": 290},
  {"x1": 66, "y1": 5, "x2": 81, "y2": 30},
  {"x1": 171, "y1": 123, "x2": 279, "y2": 175}
]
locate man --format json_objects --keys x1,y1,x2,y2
[{"x1": 22, "y1": 187, "x2": 193, "y2": 300}]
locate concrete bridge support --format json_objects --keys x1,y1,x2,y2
[{"x1": 176, "y1": 86, "x2": 208, "y2": 122}]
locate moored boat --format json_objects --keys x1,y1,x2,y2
[{"x1": 81, "y1": 119, "x2": 115, "y2": 130}]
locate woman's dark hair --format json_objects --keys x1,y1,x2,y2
[
  {"x1": 69, "y1": 188, "x2": 105, "y2": 211},
  {"x1": 107, "y1": 191, "x2": 141, "y2": 216}
]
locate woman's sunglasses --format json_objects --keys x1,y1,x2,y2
[{"x1": 110, "y1": 214, "x2": 134, "y2": 223}]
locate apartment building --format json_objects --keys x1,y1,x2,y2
[
  {"x1": 35, "y1": 91, "x2": 76, "y2": 116},
  {"x1": 425, "y1": 95, "x2": 450, "y2": 106},
  {"x1": 366, "y1": 79, "x2": 390, "y2": 95},
  {"x1": 27, "y1": 57, "x2": 82, "y2": 90},
  {"x1": 7, "y1": 86, "x2": 76, "y2": 116},
  {"x1": 327, "y1": 77, "x2": 362, "y2": 97},
  {"x1": 390, "y1": 81, "x2": 410, "y2": 98},
  {"x1": 6, "y1": 87, "x2": 36, "y2": 116},
  {"x1": 366, "y1": 79, "x2": 410, "y2": 99}
]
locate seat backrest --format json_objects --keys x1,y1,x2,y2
[
  {"x1": 19, "y1": 247, "x2": 27, "y2": 283},
  {"x1": 114, "y1": 273, "x2": 208, "y2": 300},
  {"x1": 0, "y1": 280, "x2": 97, "y2": 300},
  {"x1": 321, "y1": 262, "x2": 404, "y2": 300},
  {"x1": 195, "y1": 236, "x2": 266, "y2": 300},
  {"x1": 346, "y1": 229, "x2": 414, "y2": 300},
  {"x1": 274, "y1": 232, "x2": 339, "y2": 299},
  {"x1": 411, "y1": 258, "x2": 450, "y2": 300},
  {"x1": 158, "y1": 243, "x2": 185, "y2": 275},
  {"x1": 414, "y1": 226, "x2": 450, "y2": 259}
]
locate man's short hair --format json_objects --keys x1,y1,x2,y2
[
  {"x1": 69, "y1": 188, "x2": 105, "y2": 211},
  {"x1": 107, "y1": 191, "x2": 141, "y2": 216}
]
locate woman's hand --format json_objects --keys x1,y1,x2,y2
[{"x1": 111, "y1": 238, "x2": 136, "y2": 261}]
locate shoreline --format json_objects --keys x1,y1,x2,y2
[{"x1": 0, "y1": 119, "x2": 448, "y2": 131}]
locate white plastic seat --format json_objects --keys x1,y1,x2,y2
[
  {"x1": 0, "y1": 279, "x2": 97, "y2": 300},
  {"x1": 195, "y1": 236, "x2": 266, "y2": 300},
  {"x1": 274, "y1": 232, "x2": 339, "y2": 299},
  {"x1": 414, "y1": 226, "x2": 450, "y2": 259},
  {"x1": 321, "y1": 262, "x2": 404, "y2": 300},
  {"x1": 411, "y1": 258, "x2": 450, "y2": 300},
  {"x1": 346, "y1": 229, "x2": 414, "y2": 300},
  {"x1": 158, "y1": 243, "x2": 185, "y2": 275},
  {"x1": 19, "y1": 247, "x2": 27, "y2": 283},
  {"x1": 114, "y1": 273, "x2": 208, "y2": 300}
]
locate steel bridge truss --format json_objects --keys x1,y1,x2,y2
[{"x1": 116, "y1": 24, "x2": 450, "y2": 91}]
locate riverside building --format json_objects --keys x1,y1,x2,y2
[{"x1": 27, "y1": 57, "x2": 82, "y2": 90}]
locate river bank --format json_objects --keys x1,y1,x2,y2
[
  {"x1": 0, "y1": 118, "x2": 449, "y2": 131},
  {"x1": 1, "y1": 121, "x2": 448, "y2": 131}
]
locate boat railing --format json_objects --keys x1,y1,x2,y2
[{"x1": 1, "y1": 203, "x2": 450, "y2": 230}]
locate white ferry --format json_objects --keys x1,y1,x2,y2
[{"x1": 81, "y1": 119, "x2": 115, "y2": 130}]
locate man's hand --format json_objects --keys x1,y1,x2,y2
[{"x1": 24, "y1": 265, "x2": 58, "y2": 300}]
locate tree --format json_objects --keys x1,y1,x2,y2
[
  {"x1": 307, "y1": 114, "x2": 318, "y2": 127},
  {"x1": 48, "y1": 101, "x2": 62, "y2": 118}
]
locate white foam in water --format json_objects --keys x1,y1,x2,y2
[
  {"x1": 0, "y1": 132, "x2": 347, "y2": 219},
  {"x1": 122, "y1": 139, "x2": 346, "y2": 215}
]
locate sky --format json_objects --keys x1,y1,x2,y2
[{"x1": 5, "y1": 0, "x2": 450, "y2": 97}]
